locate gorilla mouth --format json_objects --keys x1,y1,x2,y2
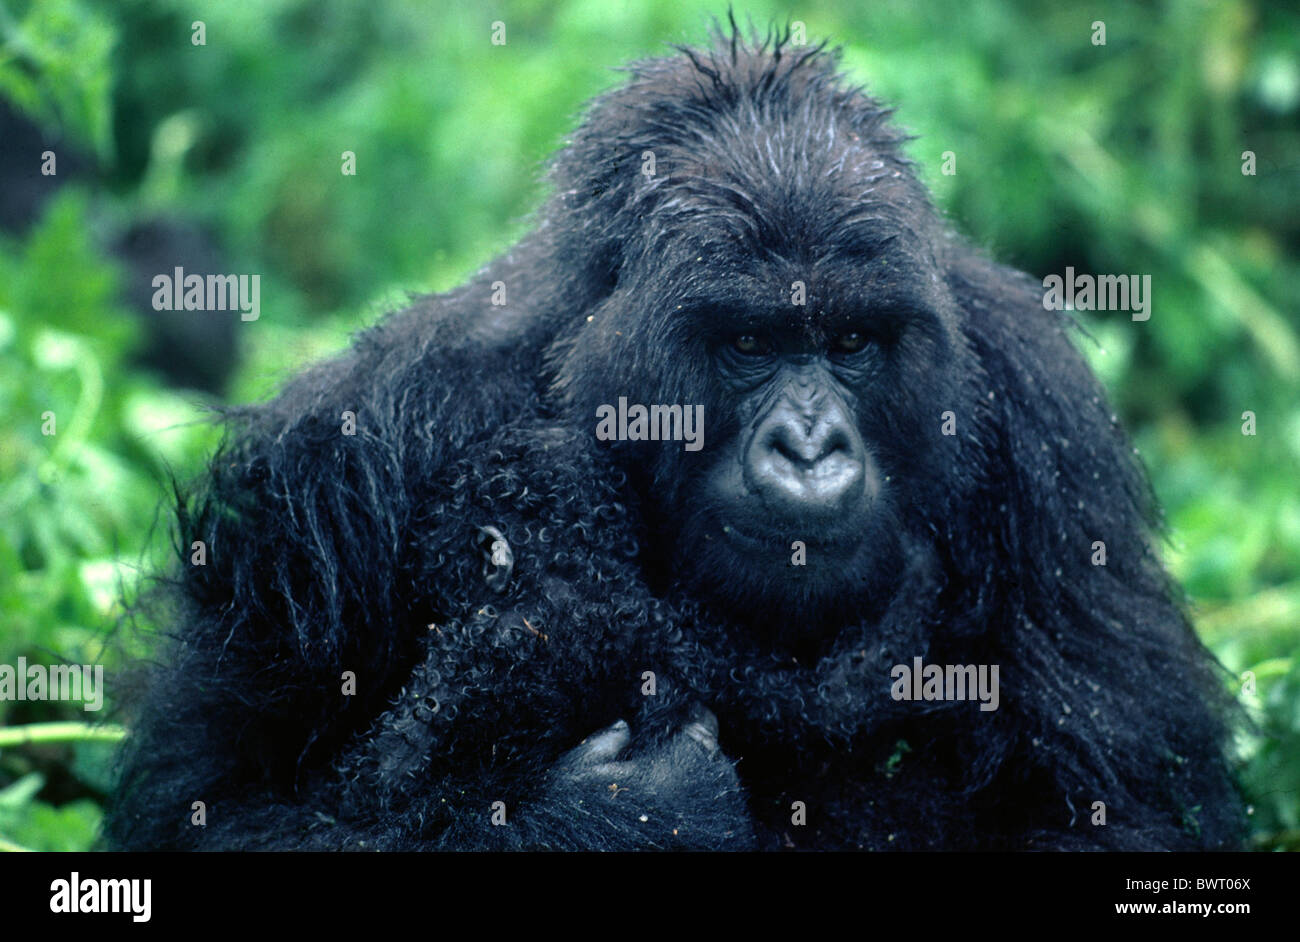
[
  {"x1": 714, "y1": 512, "x2": 872, "y2": 558},
  {"x1": 701, "y1": 457, "x2": 877, "y2": 554}
]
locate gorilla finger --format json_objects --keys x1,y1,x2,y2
[
  {"x1": 681, "y1": 712, "x2": 720, "y2": 757},
  {"x1": 687, "y1": 704, "x2": 720, "y2": 739},
  {"x1": 573, "y1": 719, "x2": 631, "y2": 765}
]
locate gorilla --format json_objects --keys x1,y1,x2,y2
[
  {"x1": 0, "y1": 101, "x2": 238, "y2": 393},
  {"x1": 107, "y1": 27, "x2": 1243, "y2": 851}
]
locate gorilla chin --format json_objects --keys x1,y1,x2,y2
[{"x1": 675, "y1": 480, "x2": 903, "y2": 630}]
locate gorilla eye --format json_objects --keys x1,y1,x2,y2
[
  {"x1": 732, "y1": 334, "x2": 770, "y2": 356},
  {"x1": 834, "y1": 332, "x2": 869, "y2": 354}
]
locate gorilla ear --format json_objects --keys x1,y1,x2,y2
[{"x1": 476, "y1": 526, "x2": 513, "y2": 593}]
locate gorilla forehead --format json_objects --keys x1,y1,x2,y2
[
  {"x1": 620, "y1": 204, "x2": 948, "y2": 345},
  {"x1": 642, "y1": 177, "x2": 931, "y2": 275},
  {"x1": 602, "y1": 48, "x2": 941, "y2": 307},
  {"x1": 630, "y1": 100, "x2": 933, "y2": 266},
  {"x1": 641, "y1": 248, "x2": 944, "y2": 338}
]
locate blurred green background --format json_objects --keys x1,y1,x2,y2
[{"x1": 0, "y1": 0, "x2": 1296, "y2": 851}]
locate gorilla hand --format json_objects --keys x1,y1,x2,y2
[{"x1": 544, "y1": 708, "x2": 755, "y2": 850}]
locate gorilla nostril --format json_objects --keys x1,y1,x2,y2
[
  {"x1": 769, "y1": 422, "x2": 837, "y2": 469},
  {"x1": 820, "y1": 425, "x2": 853, "y2": 461},
  {"x1": 749, "y1": 417, "x2": 867, "y2": 515},
  {"x1": 770, "y1": 431, "x2": 810, "y2": 467}
]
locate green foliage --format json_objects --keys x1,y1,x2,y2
[
  {"x1": 0, "y1": 192, "x2": 218, "y2": 850},
  {"x1": 0, "y1": 0, "x2": 115, "y2": 157},
  {"x1": 0, "y1": 0, "x2": 1296, "y2": 851},
  {"x1": 0, "y1": 773, "x2": 101, "y2": 851}
]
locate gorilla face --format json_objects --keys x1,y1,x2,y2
[
  {"x1": 676, "y1": 261, "x2": 959, "y2": 619},
  {"x1": 696, "y1": 323, "x2": 889, "y2": 586},
  {"x1": 569, "y1": 221, "x2": 968, "y2": 623}
]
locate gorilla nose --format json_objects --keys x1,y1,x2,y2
[{"x1": 747, "y1": 410, "x2": 866, "y2": 517}]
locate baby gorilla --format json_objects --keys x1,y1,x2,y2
[
  {"x1": 120, "y1": 425, "x2": 750, "y2": 850},
  {"x1": 108, "y1": 27, "x2": 1243, "y2": 851},
  {"x1": 334, "y1": 424, "x2": 759, "y2": 851}
]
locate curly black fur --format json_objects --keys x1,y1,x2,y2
[{"x1": 107, "y1": 25, "x2": 1243, "y2": 851}]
